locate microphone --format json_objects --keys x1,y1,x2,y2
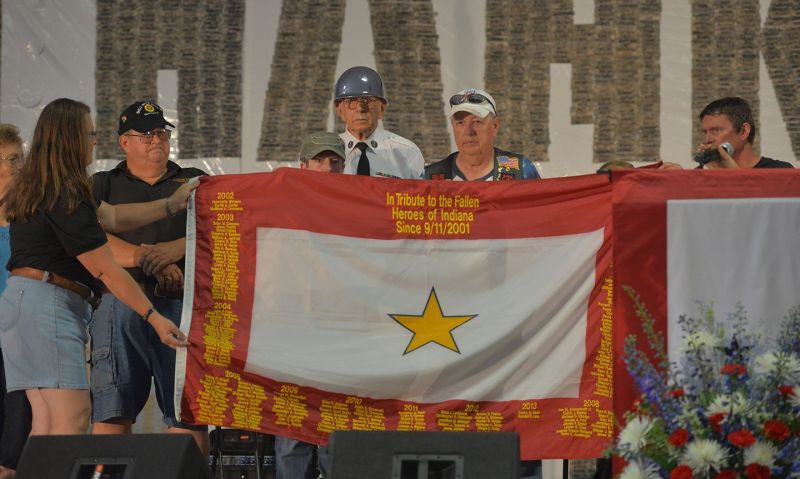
[{"x1": 694, "y1": 142, "x2": 734, "y2": 166}]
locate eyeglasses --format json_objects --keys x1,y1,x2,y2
[
  {"x1": 449, "y1": 92, "x2": 497, "y2": 114},
  {"x1": 126, "y1": 129, "x2": 172, "y2": 144},
  {"x1": 0, "y1": 153, "x2": 22, "y2": 169},
  {"x1": 339, "y1": 97, "x2": 382, "y2": 111}
]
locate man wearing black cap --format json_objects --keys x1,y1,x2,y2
[
  {"x1": 88, "y1": 101, "x2": 208, "y2": 453},
  {"x1": 335, "y1": 66, "x2": 425, "y2": 179}
]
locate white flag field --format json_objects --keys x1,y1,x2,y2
[{"x1": 247, "y1": 228, "x2": 603, "y2": 403}]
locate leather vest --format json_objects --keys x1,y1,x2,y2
[{"x1": 425, "y1": 148, "x2": 525, "y2": 181}]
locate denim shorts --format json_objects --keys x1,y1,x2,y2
[
  {"x1": 0, "y1": 276, "x2": 92, "y2": 392},
  {"x1": 89, "y1": 293, "x2": 205, "y2": 431}
]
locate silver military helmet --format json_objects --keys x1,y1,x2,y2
[{"x1": 334, "y1": 66, "x2": 387, "y2": 103}]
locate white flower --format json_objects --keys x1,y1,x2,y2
[
  {"x1": 753, "y1": 352, "x2": 800, "y2": 378},
  {"x1": 682, "y1": 439, "x2": 727, "y2": 473},
  {"x1": 681, "y1": 331, "x2": 721, "y2": 352},
  {"x1": 677, "y1": 402, "x2": 697, "y2": 423},
  {"x1": 790, "y1": 385, "x2": 800, "y2": 408},
  {"x1": 619, "y1": 460, "x2": 660, "y2": 479},
  {"x1": 744, "y1": 441, "x2": 778, "y2": 468},
  {"x1": 618, "y1": 416, "x2": 654, "y2": 454},
  {"x1": 706, "y1": 393, "x2": 749, "y2": 416}
]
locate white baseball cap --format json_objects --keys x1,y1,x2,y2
[{"x1": 449, "y1": 88, "x2": 497, "y2": 118}]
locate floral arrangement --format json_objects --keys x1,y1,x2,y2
[{"x1": 616, "y1": 288, "x2": 800, "y2": 479}]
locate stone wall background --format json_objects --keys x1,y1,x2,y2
[
  {"x1": 761, "y1": 0, "x2": 800, "y2": 158},
  {"x1": 486, "y1": 0, "x2": 660, "y2": 164},
  {"x1": 257, "y1": 0, "x2": 346, "y2": 164},
  {"x1": 3, "y1": 1, "x2": 798, "y2": 171},
  {"x1": 95, "y1": 0, "x2": 245, "y2": 160},
  {"x1": 89, "y1": 1, "x2": 798, "y2": 166},
  {"x1": 691, "y1": 0, "x2": 761, "y2": 151}
]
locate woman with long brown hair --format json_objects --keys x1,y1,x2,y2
[
  {"x1": 0, "y1": 98, "x2": 189, "y2": 436},
  {"x1": 0, "y1": 124, "x2": 31, "y2": 479}
]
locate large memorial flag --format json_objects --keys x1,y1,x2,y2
[{"x1": 176, "y1": 169, "x2": 614, "y2": 460}]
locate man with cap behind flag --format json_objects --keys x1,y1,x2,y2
[
  {"x1": 335, "y1": 66, "x2": 424, "y2": 179},
  {"x1": 298, "y1": 131, "x2": 345, "y2": 174},
  {"x1": 425, "y1": 88, "x2": 541, "y2": 181},
  {"x1": 425, "y1": 89, "x2": 541, "y2": 478},
  {"x1": 273, "y1": 131, "x2": 345, "y2": 479},
  {"x1": 89, "y1": 100, "x2": 208, "y2": 453}
]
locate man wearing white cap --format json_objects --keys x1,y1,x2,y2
[
  {"x1": 425, "y1": 88, "x2": 541, "y2": 181},
  {"x1": 426, "y1": 89, "x2": 542, "y2": 479}
]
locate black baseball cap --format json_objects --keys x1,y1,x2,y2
[{"x1": 118, "y1": 100, "x2": 175, "y2": 135}]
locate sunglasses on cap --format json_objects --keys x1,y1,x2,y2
[{"x1": 449, "y1": 92, "x2": 496, "y2": 114}]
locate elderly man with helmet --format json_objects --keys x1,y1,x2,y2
[{"x1": 335, "y1": 66, "x2": 425, "y2": 179}]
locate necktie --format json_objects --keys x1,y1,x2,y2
[{"x1": 356, "y1": 142, "x2": 370, "y2": 176}]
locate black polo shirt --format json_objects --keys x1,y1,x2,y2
[
  {"x1": 754, "y1": 156, "x2": 794, "y2": 168},
  {"x1": 92, "y1": 160, "x2": 206, "y2": 285},
  {"x1": 8, "y1": 196, "x2": 108, "y2": 295}
]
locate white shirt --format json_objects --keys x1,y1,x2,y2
[{"x1": 340, "y1": 126, "x2": 424, "y2": 179}]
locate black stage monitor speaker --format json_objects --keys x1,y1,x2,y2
[
  {"x1": 15, "y1": 433, "x2": 211, "y2": 479},
  {"x1": 209, "y1": 428, "x2": 277, "y2": 478},
  {"x1": 328, "y1": 431, "x2": 520, "y2": 479}
]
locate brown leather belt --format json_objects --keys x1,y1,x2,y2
[
  {"x1": 138, "y1": 282, "x2": 184, "y2": 300},
  {"x1": 10, "y1": 267, "x2": 100, "y2": 309}
]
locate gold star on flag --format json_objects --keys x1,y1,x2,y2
[{"x1": 389, "y1": 288, "x2": 477, "y2": 355}]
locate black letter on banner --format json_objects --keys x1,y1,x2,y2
[
  {"x1": 96, "y1": 0, "x2": 245, "y2": 160},
  {"x1": 690, "y1": 0, "x2": 760, "y2": 152},
  {"x1": 762, "y1": 0, "x2": 800, "y2": 157},
  {"x1": 367, "y1": 0, "x2": 450, "y2": 161},
  {"x1": 486, "y1": 0, "x2": 661, "y2": 164},
  {"x1": 256, "y1": 1, "x2": 346, "y2": 162}
]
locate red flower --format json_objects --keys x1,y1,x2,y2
[
  {"x1": 720, "y1": 363, "x2": 747, "y2": 376},
  {"x1": 728, "y1": 429, "x2": 756, "y2": 447},
  {"x1": 668, "y1": 428, "x2": 689, "y2": 447},
  {"x1": 708, "y1": 413, "x2": 726, "y2": 433},
  {"x1": 671, "y1": 464, "x2": 693, "y2": 479},
  {"x1": 715, "y1": 470, "x2": 737, "y2": 479},
  {"x1": 745, "y1": 463, "x2": 771, "y2": 479},
  {"x1": 778, "y1": 384, "x2": 795, "y2": 397},
  {"x1": 763, "y1": 419, "x2": 790, "y2": 442},
  {"x1": 670, "y1": 388, "x2": 685, "y2": 398}
]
